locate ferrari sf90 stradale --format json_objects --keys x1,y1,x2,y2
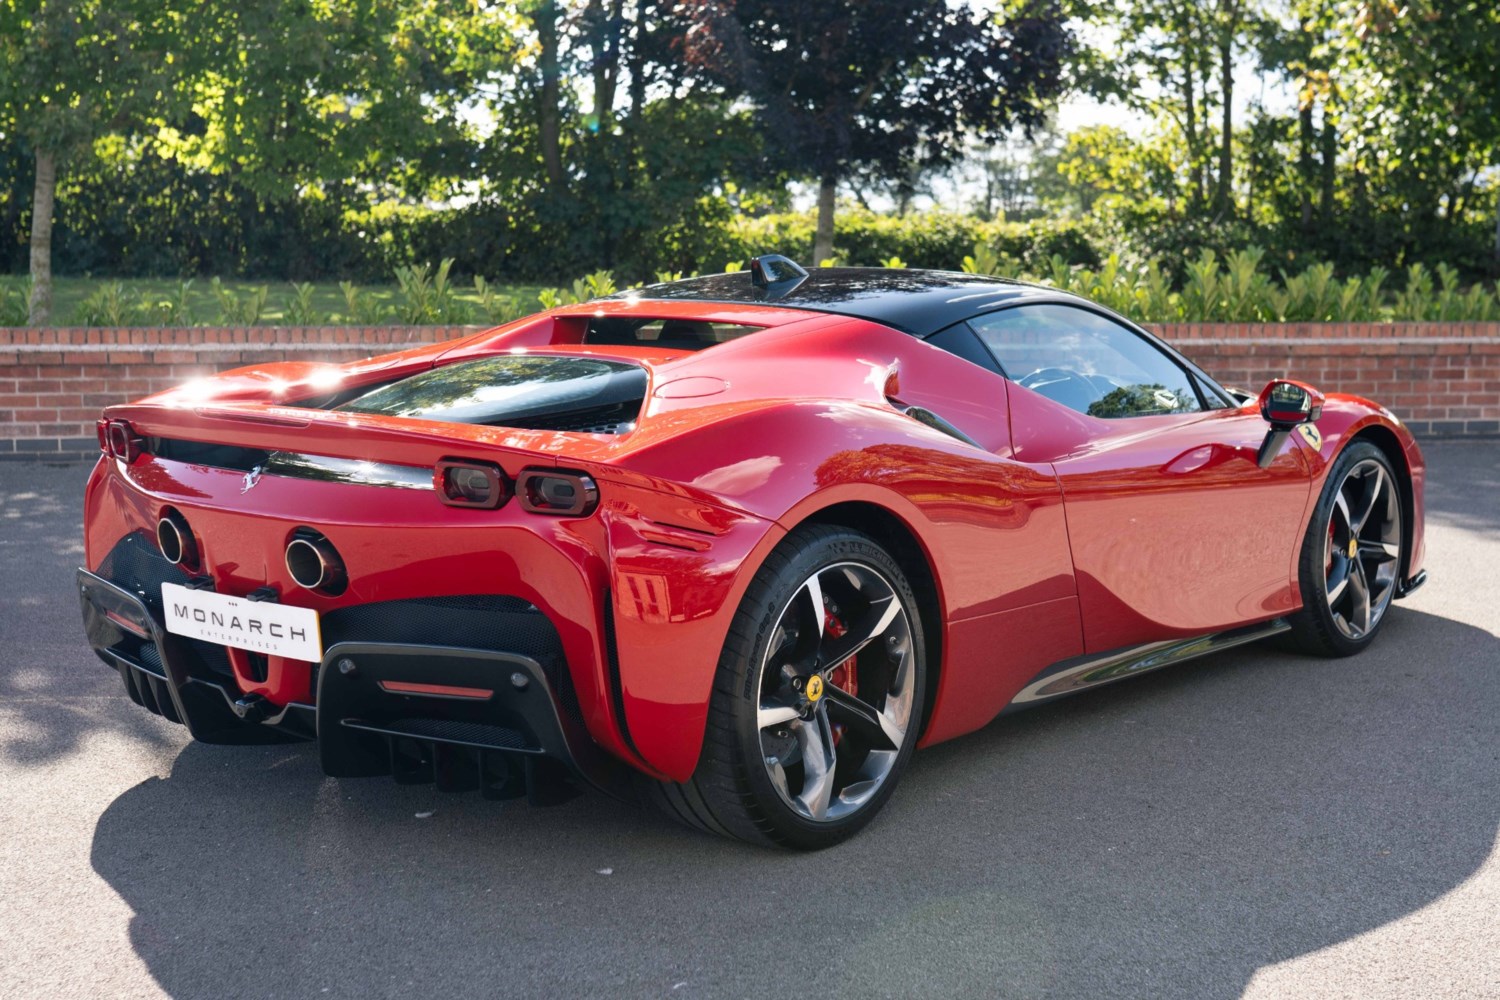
[{"x1": 79, "y1": 258, "x2": 1425, "y2": 847}]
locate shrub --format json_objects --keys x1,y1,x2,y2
[
  {"x1": 285, "y1": 282, "x2": 323, "y2": 326},
  {"x1": 393, "y1": 259, "x2": 472, "y2": 325},
  {"x1": 0, "y1": 279, "x2": 33, "y2": 326},
  {"x1": 210, "y1": 278, "x2": 269, "y2": 325},
  {"x1": 75, "y1": 283, "x2": 143, "y2": 327},
  {"x1": 724, "y1": 208, "x2": 1104, "y2": 275}
]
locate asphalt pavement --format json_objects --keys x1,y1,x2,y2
[{"x1": 2, "y1": 442, "x2": 1496, "y2": 999}]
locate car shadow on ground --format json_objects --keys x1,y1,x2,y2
[{"x1": 89, "y1": 604, "x2": 1498, "y2": 999}]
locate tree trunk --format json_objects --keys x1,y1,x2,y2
[
  {"x1": 591, "y1": 0, "x2": 625, "y2": 126},
  {"x1": 622, "y1": 0, "x2": 647, "y2": 197},
  {"x1": 537, "y1": 1, "x2": 566, "y2": 188},
  {"x1": 1319, "y1": 116, "x2": 1336, "y2": 221},
  {"x1": 813, "y1": 174, "x2": 836, "y2": 265},
  {"x1": 1215, "y1": 24, "x2": 1234, "y2": 216},
  {"x1": 1183, "y1": 45, "x2": 1203, "y2": 209},
  {"x1": 27, "y1": 148, "x2": 56, "y2": 327},
  {"x1": 1297, "y1": 102, "x2": 1315, "y2": 231}
]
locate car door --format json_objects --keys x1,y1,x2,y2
[{"x1": 965, "y1": 303, "x2": 1315, "y2": 654}]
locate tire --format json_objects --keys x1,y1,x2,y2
[
  {"x1": 645, "y1": 524, "x2": 927, "y2": 849},
  {"x1": 1283, "y1": 440, "x2": 1404, "y2": 657}
]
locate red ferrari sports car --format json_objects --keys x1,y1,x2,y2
[{"x1": 78, "y1": 258, "x2": 1426, "y2": 848}]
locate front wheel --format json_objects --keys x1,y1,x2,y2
[
  {"x1": 1284, "y1": 441, "x2": 1404, "y2": 657},
  {"x1": 646, "y1": 525, "x2": 927, "y2": 849}
]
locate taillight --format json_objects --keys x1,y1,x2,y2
[
  {"x1": 95, "y1": 418, "x2": 109, "y2": 453},
  {"x1": 516, "y1": 470, "x2": 598, "y2": 516},
  {"x1": 434, "y1": 458, "x2": 509, "y2": 509},
  {"x1": 104, "y1": 419, "x2": 143, "y2": 463}
]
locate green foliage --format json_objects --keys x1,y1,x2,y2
[
  {"x1": 961, "y1": 242, "x2": 1003, "y2": 277},
  {"x1": 338, "y1": 282, "x2": 387, "y2": 326},
  {"x1": 393, "y1": 260, "x2": 472, "y2": 325},
  {"x1": 535, "y1": 269, "x2": 620, "y2": 310},
  {"x1": 285, "y1": 283, "x2": 323, "y2": 326},
  {"x1": 210, "y1": 278, "x2": 269, "y2": 325},
  {"x1": 472, "y1": 277, "x2": 525, "y2": 326},
  {"x1": 0, "y1": 279, "x2": 34, "y2": 326},
  {"x1": 728, "y1": 209, "x2": 1102, "y2": 274},
  {"x1": 1393, "y1": 264, "x2": 1500, "y2": 322},
  {"x1": 75, "y1": 283, "x2": 142, "y2": 327},
  {"x1": 993, "y1": 249, "x2": 1497, "y2": 324}
]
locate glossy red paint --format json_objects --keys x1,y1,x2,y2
[
  {"x1": 83, "y1": 291, "x2": 1426, "y2": 785},
  {"x1": 1011, "y1": 387, "x2": 1314, "y2": 652}
]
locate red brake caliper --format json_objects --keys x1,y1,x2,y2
[{"x1": 823, "y1": 612, "x2": 858, "y2": 746}]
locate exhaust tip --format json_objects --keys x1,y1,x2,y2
[
  {"x1": 157, "y1": 511, "x2": 197, "y2": 567},
  {"x1": 286, "y1": 534, "x2": 345, "y2": 593}
]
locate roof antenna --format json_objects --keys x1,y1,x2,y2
[{"x1": 748, "y1": 254, "x2": 809, "y2": 298}]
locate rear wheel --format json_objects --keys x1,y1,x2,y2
[
  {"x1": 646, "y1": 525, "x2": 926, "y2": 849},
  {"x1": 1284, "y1": 441, "x2": 1404, "y2": 657}
]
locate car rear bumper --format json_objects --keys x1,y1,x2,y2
[{"x1": 78, "y1": 567, "x2": 633, "y2": 801}]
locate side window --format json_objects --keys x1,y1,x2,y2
[{"x1": 969, "y1": 305, "x2": 1205, "y2": 419}]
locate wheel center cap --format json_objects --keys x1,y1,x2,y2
[
  {"x1": 805, "y1": 675, "x2": 824, "y2": 702},
  {"x1": 1348, "y1": 538, "x2": 1358, "y2": 559}
]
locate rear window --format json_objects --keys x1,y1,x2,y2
[
  {"x1": 338, "y1": 355, "x2": 645, "y2": 434},
  {"x1": 585, "y1": 316, "x2": 763, "y2": 351}
]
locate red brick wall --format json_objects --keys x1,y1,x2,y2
[
  {"x1": 3, "y1": 322, "x2": 1497, "y2": 461},
  {"x1": 1, "y1": 326, "x2": 470, "y2": 461},
  {"x1": 1150, "y1": 322, "x2": 1500, "y2": 439}
]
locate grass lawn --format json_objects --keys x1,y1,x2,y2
[{"x1": 3, "y1": 276, "x2": 548, "y2": 327}]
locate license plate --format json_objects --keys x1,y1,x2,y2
[{"x1": 161, "y1": 583, "x2": 323, "y2": 662}]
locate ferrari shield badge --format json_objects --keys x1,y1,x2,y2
[
  {"x1": 1297, "y1": 424, "x2": 1323, "y2": 450},
  {"x1": 805, "y1": 675, "x2": 824, "y2": 702}
]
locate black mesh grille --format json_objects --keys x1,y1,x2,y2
[
  {"x1": 96, "y1": 534, "x2": 234, "y2": 680},
  {"x1": 320, "y1": 596, "x2": 559, "y2": 663},
  {"x1": 506, "y1": 400, "x2": 637, "y2": 434},
  {"x1": 98, "y1": 532, "x2": 190, "y2": 613}
]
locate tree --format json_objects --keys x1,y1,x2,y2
[
  {"x1": 1321, "y1": 1, "x2": 1500, "y2": 264},
  {"x1": 679, "y1": 0, "x2": 1071, "y2": 263},
  {"x1": 485, "y1": 0, "x2": 770, "y2": 276},
  {"x1": 1035, "y1": 124, "x2": 1177, "y2": 215},
  {"x1": 173, "y1": 1, "x2": 505, "y2": 202},
  {"x1": 0, "y1": 0, "x2": 196, "y2": 323},
  {"x1": 1066, "y1": 0, "x2": 1269, "y2": 218}
]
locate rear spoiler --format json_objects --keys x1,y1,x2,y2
[{"x1": 103, "y1": 401, "x2": 608, "y2": 471}]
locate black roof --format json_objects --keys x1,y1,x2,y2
[{"x1": 614, "y1": 267, "x2": 1054, "y2": 337}]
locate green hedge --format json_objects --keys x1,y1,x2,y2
[{"x1": 696, "y1": 208, "x2": 1103, "y2": 274}]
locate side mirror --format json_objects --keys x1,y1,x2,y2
[
  {"x1": 1255, "y1": 379, "x2": 1324, "y2": 469},
  {"x1": 1258, "y1": 379, "x2": 1324, "y2": 427}
]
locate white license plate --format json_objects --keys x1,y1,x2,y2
[{"x1": 161, "y1": 583, "x2": 323, "y2": 662}]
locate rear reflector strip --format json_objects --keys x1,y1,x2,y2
[
  {"x1": 377, "y1": 680, "x2": 495, "y2": 701},
  {"x1": 104, "y1": 609, "x2": 150, "y2": 639}
]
